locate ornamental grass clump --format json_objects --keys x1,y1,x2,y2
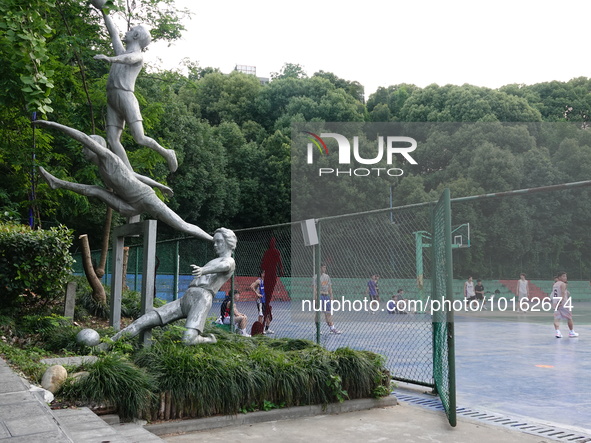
[
  {"x1": 246, "y1": 346, "x2": 312, "y2": 406},
  {"x1": 60, "y1": 354, "x2": 155, "y2": 419},
  {"x1": 11, "y1": 319, "x2": 391, "y2": 421},
  {"x1": 333, "y1": 348, "x2": 389, "y2": 399},
  {"x1": 134, "y1": 340, "x2": 265, "y2": 419},
  {"x1": 21, "y1": 314, "x2": 83, "y2": 354},
  {"x1": 132, "y1": 334, "x2": 391, "y2": 420}
]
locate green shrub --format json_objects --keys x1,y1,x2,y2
[
  {"x1": 333, "y1": 348, "x2": 384, "y2": 399},
  {"x1": 120, "y1": 289, "x2": 166, "y2": 318},
  {"x1": 30, "y1": 315, "x2": 83, "y2": 353},
  {"x1": 8, "y1": 314, "x2": 89, "y2": 354},
  {"x1": 0, "y1": 223, "x2": 74, "y2": 313},
  {"x1": 134, "y1": 342, "x2": 252, "y2": 418}
]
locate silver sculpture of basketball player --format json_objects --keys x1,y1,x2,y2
[
  {"x1": 102, "y1": 228, "x2": 236, "y2": 347},
  {"x1": 35, "y1": 120, "x2": 212, "y2": 242},
  {"x1": 91, "y1": 0, "x2": 178, "y2": 172}
]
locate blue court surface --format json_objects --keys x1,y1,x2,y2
[
  {"x1": 455, "y1": 318, "x2": 590, "y2": 431},
  {"x1": 206, "y1": 299, "x2": 591, "y2": 432}
]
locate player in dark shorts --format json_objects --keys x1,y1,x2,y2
[{"x1": 251, "y1": 270, "x2": 273, "y2": 334}]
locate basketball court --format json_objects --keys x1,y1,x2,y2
[{"x1": 207, "y1": 298, "x2": 591, "y2": 435}]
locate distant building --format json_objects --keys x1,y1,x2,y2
[{"x1": 234, "y1": 65, "x2": 269, "y2": 85}]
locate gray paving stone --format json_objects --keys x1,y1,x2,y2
[
  {"x1": 0, "y1": 401, "x2": 48, "y2": 421},
  {"x1": 0, "y1": 421, "x2": 11, "y2": 439},
  {"x1": 61, "y1": 426, "x2": 127, "y2": 443},
  {"x1": 51, "y1": 408, "x2": 131, "y2": 443},
  {"x1": 0, "y1": 379, "x2": 28, "y2": 395},
  {"x1": 52, "y1": 411, "x2": 104, "y2": 425},
  {"x1": 114, "y1": 423, "x2": 165, "y2": 442},
  {"x1": 0, "y1": 391, "x2": 32, "y2": 405},
  {"x1": 5, "y1": 415, "x2": 56, "y2": 436},
  {"x1": 0, "y1": 358, "x2": 72, "y2": 442},
  {"x1": 0, "y1": 431, "x2": 71, "y2": 443}
]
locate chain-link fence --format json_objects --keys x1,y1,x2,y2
[
  {"x1": 431, "y1": 189, "x2": 456, "y2": 426},
  {"x1": 72, "y1": 199, "x2": 448, "y2": 389},
  {"x1": 297, "y1": 206, "x2": 438, "y2": 385}
]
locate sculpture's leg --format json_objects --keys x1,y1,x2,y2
[
  {"x1": 105, "y1": 124, "x2": 134, "y2": 171},
  {"x1": 39, "y1": 166, "x2": 138, "y2": 217},
  {"x1": 39, "y1": 166, "x2": 108, "y2": 197},
  {"x1": 111, "y1": 310, "x2": 161, "y2": 342},
  {"x1": 38, "y1": 166, "x2": 70, "y2": 190},
  {"x1": 183, "y1": 328, "x2": 216, "y2": 345},
  {"x1": 181, "y1": 288, "x2": 216, "y2": 345},
  {"x1": 128, "y1": 121, "x2": 178, "y2": 172},
  {"x1": 139, "y1": 196, "x2": 213, "y2": 241}
]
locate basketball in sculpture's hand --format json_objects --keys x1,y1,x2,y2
[
  {"x1": 76, "y1": 328, "x2": 101, "y2": 347},
  {"x1": 90, "y1": 0, "x2": 107, "y2": 10}
]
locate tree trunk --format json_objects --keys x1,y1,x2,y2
[
  {"x1": 121, "y1": 246, "x2": 129, "y2": 291},
  {"x1": 95, "y1": 206, "x2": 112, "y2": 279},
  {"x1": 79, "y1": 234, "x2": 107, "y2": 305}
]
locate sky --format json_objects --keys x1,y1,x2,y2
[{"x1": 145, "y1": 0, "x2": 591, "y2": 99}]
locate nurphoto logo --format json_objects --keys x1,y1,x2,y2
[{"x1": 303, "y1": 131, "x2": 418, "y2": 177}]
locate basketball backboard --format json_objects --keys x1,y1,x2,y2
[{"x1": 452, "y1": 223, "x2": 470, "y2": 248}]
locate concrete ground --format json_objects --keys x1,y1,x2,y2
[{"x1": 162, "y1": 402, "x2": 552, "y2": 443}]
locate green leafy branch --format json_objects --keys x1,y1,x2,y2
[{"x1": 0, "y1": 0, "x2": 56, "y2": 115}]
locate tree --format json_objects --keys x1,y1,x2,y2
[
  {"x1": 258, "y1": 76, "x2": 366, "y2": 131},
  {"x1": 193, "y1": 71, "x2": 262, "y2": 126},
  {"x1": 165, "y1": 109, "x2": 239, "y2": 234},
  {"x1": 313, "y1": 70, "x2": 365, "y2": 103},
  {"x1": 366, "y1": 84, "x2": 543, "y2": 123},
  {"x1": 366, "y1": 84, "x2": 419, "y2": 121},
  {"x1": 271, "y1": 62, "x2": 307, "y2": 80},
  {"x1": 502, "y1": 78, "x2": 591, "y2": 124}
]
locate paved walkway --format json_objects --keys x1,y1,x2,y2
[
  {"x1": 0, "y1": 358, "x2": 71, "y2": 442},
  {"x1": 0, "y1": 358, "x2": 163, "y2": 442},
  {"x1": 161, "y1": 402, "x2": 554, "y2": 443}
]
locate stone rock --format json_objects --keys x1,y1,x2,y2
[
  {"x1": 70, "y1": 371, "x2": 90, "y2": 382},
  {"x1": 41, "y1": 365, "x2": 68, "y2": 393},
  {"x1": 30, "y1": 385, "x2": 54, "y2": 403},
  {"x1": 40, "y1": 356, "x2": 98, "y2": 366}
]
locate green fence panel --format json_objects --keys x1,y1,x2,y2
[{"x1": 431, "y1": 188, "x2": 457, "y2": 427}]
